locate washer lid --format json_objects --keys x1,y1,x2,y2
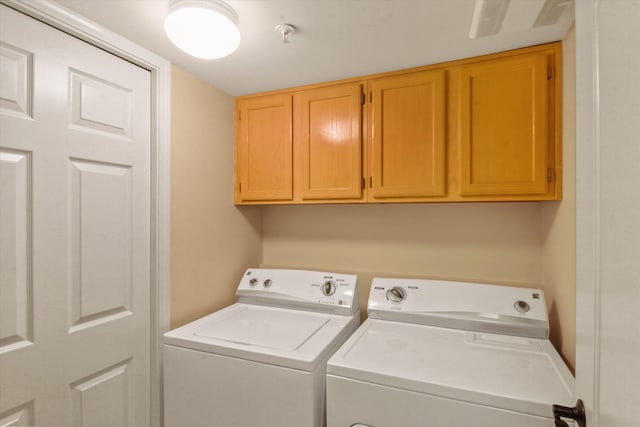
[
  {"x1": 327, "y1": 319, "x2": 575, "y2": 419},
  {"x1": 194, "y1": 307, "x2": 329, "y2": 352},
  {"x1": 164, "y1": 303, "x2": 359, "y2": 371}
]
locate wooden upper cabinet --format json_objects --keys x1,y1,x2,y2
[
  {"x1": 369, "y1": 70, "x2": 446, "y2": 200},
  {"x1": 294, "y1": 83, "x2": 364, "y2": 201},
  {"x1": 456, "y1": 51, "x2": 555, "y2": 198},
  {"x1": 235, "y1": 94, "x2": 293, "y2": 202},
  {"x1": 233, "y1": 42, "x2": 561, "y2": 204}
]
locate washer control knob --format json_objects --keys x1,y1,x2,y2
[
  {"x1": 322, "y1": 280, "x2": 336, "y2": 296},
  {"x1": 386, "y1": 286, "x2": 406, "y2": 303},
  {"x1": 514, "y1": 300, "x2": 530, "y2": 313},
  {"x1": 249, "y1": 278, "x2": 258, "y2": 286},
  {"x1": 263, "y1": 279, "x2": 272, "y2": 288}
]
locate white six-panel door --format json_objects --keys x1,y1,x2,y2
[{"x1": 0, "y1": 4, "x2": 151, "y2": 426}]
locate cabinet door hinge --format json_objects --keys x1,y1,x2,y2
[
  {"x1": 547, "y1": 65, "x2": 552, "y2": 80},
  {"x1": 361, "y1": 91, "x2": 365, "y2": 105},
  {"x1": 361, "y1": 177, "x2": 365, "y2": 189},
  {"x1": 238, "y1": 111, "x2": 241, "y2": 120},
  {"x1": 239, "y1": 182, "x2": 242, "y2": 192},
  {"x1": 369, "y1": 91, "x2": 373, "y2": 103},
  {"x1": 369, "y1": 176, "x2": 373, "y2": 188},
  {"x1": 547, "y1": 168, "x2": 553, "y2": 183}
]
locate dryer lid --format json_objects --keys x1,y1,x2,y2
[
  {"x1": 194, "y1": 306, "x2": 329, "y2": 352},
  {"x1": 327, "y1": 319, "x2": 575, "y2": 419}
]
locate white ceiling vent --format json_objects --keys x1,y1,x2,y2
[
  {"x1": 534, "y1": 0, "x2": 574, "y2": 27},
  {"x1": 469, "y1": 0, "x2": 574, "y2": 39}
]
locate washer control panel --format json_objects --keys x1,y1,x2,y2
[
  {"x1": 236, "y1": 268, "x2": 359, "y2": 315},
  {"x1": 368, "y1": 277, "x2": 549, "y2": 339}
]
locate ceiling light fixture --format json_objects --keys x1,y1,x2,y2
[{"x1": 164, "y1": 0, "x2": 241, "y2": 60}]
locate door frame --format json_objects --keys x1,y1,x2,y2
[
  {"x1": 575, "y1": 1, "x2": 640, "y2": 425},
  {"x1": 0, "y1": 1, "x2": 171, "y2": 425},
  {"x1": 574, "y1": 0, "x2": 599, "y2": 421}
]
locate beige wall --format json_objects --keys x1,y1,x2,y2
[
  {"x1": 170, "y1": 65, "x2": 262, "y2": 329},
  {"x1": 263, "y1": 202, "x2": 545, "y2": 319},
  {"x1": 541, "y1": 25, "x2": 576, "y2": 371}
]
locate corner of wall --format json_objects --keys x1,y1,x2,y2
[{"x1": 540, "y1": 24, "x2": 576, "y2": 371}]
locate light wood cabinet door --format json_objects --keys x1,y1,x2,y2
[
  {"x1": 457, "y1": 52, "x2": 552, "y2": 197},
  {"x1": 369, "y1": 70, "x2": 446, "y2": 200},
  {"x1": 235, "y1": 94, "x2": 292, "y2": 202},
  {"x1": 295, "y1": 83, "x2": 363, "y2": 201}
]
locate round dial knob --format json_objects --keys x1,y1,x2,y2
[
  {"x1": 322, "y1": 280, "x2": 336, "y2": 296},
  {"x1": 249, "y1": 278, "x2": 258, "y2": 286},
  {"x1": 263, "y1": 279, "x2": 272, "y2": 288},
  {"x1": 386, "y1": 286, "x2": 406, "y2": 303},
  {"x1": 514, "y1": 300, "x2": 530, "y2": 313}
]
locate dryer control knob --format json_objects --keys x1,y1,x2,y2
[
  {"x1": 249, "y1": 278, "x2": 258, "y2": 286},
  {"x1": 386, "y1": 286, "x2": 406, "y2": 303},
  {"x1": 514, "y1": 300, "x2": 530, "y2": 313},
  {"x1": 322, "y1": 280, "x2": 336, "y2": 296},
  {"x1": 263, "y1": 279, "x2": 272, "y2": 288}
]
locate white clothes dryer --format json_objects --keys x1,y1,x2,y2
[
  {"x1": 326, "y1": 278, "x2": 575, "y2": 427},
  {"x1": 164, "y1": 268, "x2": 360, "y2": 427}
]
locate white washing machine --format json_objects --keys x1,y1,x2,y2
[
  {"x1": 164, "y1": 268, "x2": 360, "y2": 427},
  {"x1": 326, "y1": 277, "x2": 575, "y2": 427}
]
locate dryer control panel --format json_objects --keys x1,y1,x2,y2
[
  {"x1": 236, "y1": 268, "x2": 359, "y2": 316},
  {"x1": 368, "y1": 277, "x2": 549, "y2": 339}
]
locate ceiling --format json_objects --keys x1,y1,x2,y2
[{"x1": 53, "y1": 0, "x2": 574, "y2": 96}]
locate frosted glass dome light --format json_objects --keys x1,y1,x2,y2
[{"x1": 164, "y1": 0, "x2": 240, "y2": 60}]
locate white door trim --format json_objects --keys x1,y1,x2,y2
[
  {"x1": 575, "y1": 0, "x2": 600, "y2": 423},
  {"x1": 575, "y1": 1, "x2": 640, "y2": 425},
  {"x1": 0, "y1": 1, "x2": 171, "y2": 426}
]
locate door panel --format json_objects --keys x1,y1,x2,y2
[
  {"x1": 0, "y1": 41, "x2": 32, "y2": 119},
  {"x1": 236, "y1": 94, "x2": 293, "y2": 201},
  {"x1": 0, "y1": 5, "x2": 151, "y2": 426},
  {"x1": 370, "y1": 70, "x2": 446, "y2": 199},
  {"x1": 0, "y1": 401, "x2": 34, "y2": 426},
  {"x1": 69, "y1": 159, "x2": 133, "y2": 331},
  {"x1": 458, "y1": 52, "x2": 550, "y2": 196},
  {"x1": 70, "y1": 69, "x2": 133, "y2": 138},
  {"x1": 0, "y1": 149, "x2": 32, "y2": 351},
  {"x1": 295, "y1": 83, "x2": 363, "y2": 200},
  {"x1": 70, "y1": 361, "x2": 132, "y2": 427}
]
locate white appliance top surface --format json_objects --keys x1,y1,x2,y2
[
  {"x1": 194, "y1": 306, "x2": 329, "y2": 352},
  {"x1": 165, "y1": 303, "x2": 359, "y2": 371},
  {"x1": 327, "y1": 319, "x2": 575, "y2": 418}
]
